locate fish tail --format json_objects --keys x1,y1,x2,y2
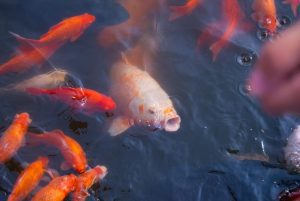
[
  {"x1": 209, "y1": 40, "x2": 225, "y2": 62},
  {"x1": 25, "y1": 87, "x2": 48, "y2": 95},
  {"x1": 168, "y1": 5, "x2": 191, "y2": 21}
]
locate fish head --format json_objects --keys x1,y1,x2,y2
[
  {"x1": 81, "y1": 13, "x2": 96, "y2": 27},
  {"x1": 132, "y1": 101, "x2": 181, "y2": 132},
  {"x1": 101, "y1": 97, "x2": 117, "y2": 112},
  {"x1": 60, "y1": 174, "x2": 78, "y2": 192},
  {"x1": 260, "y1": 15, "x2": 277, "y2": 33},
  {"x1": 94, "y1": 165, "x2": 108, "y2": 179}
]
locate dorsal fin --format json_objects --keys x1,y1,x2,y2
[{"x1": 40, "y1": 20, "x2": 66, "y2": 39}]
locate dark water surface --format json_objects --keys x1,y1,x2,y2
[{"x1": 0, "y1": 0, "x2": 300, "y2": 200}]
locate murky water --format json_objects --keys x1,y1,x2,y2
[{"x1": 0, "y1": 0, "x2": 300, "y2": 200}]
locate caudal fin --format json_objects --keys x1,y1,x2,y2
[
  {"x1": 169, "y1": 6, "x2": 191, "y2": 21},
  {"x1": 209, "y1": 40, "x2": 225, "y2": 62}
]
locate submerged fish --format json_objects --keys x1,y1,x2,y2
[
  {"x1": 2, "y1": 69, "x2": 69, "y2": 92},
  {"x1": 284, "y1": 126, "x2": 300, "y2": 173},
  {"x1": 0, "y1": 113, "x2": 31, "y2": 163},
  {"x1": 283, "y1": 0, "x2": 300, "y2": 16},
  {"x1": 72, "y1": 166, "x2": 107, "y2": 201},
  {"x1": 28, "y1": 130, "x2": 87, "y2": 173},
  {"x1": 252, "y1": 0, "x2": 277, "y2": 33},
  {"x1": 0, "y1": 43, "x2": 61, "y2": 75},
  {"x1": 98, "y1": 0, "x2": 164, "y2": 47},
  {"x1": 169, "y1": 0, "x2": 202, "y2": 21},
  {"x1": 108, "y1": 60, "x2": 181, "y2": 136},
  {"x1": 25, "y1": 87, "x2": 116, "y2": 115},
  {"x1": 229, "y1": 153, "x2": 270, "y2": 162},
  {"x1": 10, "y1": 13, "x2": 95, "y2": 47},
  {"x1": 7, "y1": 157, "x2": 48, "y2": 201},
  {"x1": 31, "y1": 174, "x2": 77, "y2": 201},
  {"x1": 209, "y1": 0, "x2": 243, "y2": 61}
]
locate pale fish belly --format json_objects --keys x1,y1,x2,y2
[{"x1": 285, "y1": 126, "x2": 300, "y2": 172}]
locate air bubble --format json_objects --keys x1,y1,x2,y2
[
  {"x1": 238, "y1": 83, "x2": 252, "y2": 96},
  {"x1": 278, "y1": 15, "x2": 292, "y2": 28},
  {"x1": 257, "y1": 29, "x2": 272, "y2": 41},
  {"x1": 237, "y1": 52, "x2": 257, "y2": 66}
]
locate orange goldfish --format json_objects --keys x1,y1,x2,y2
[
  {"x1": 209, "y1": 0, "x2": 243, "y2": 61},
  {"x1": 25, "y1": 87, "x2": 116, "y2": 115},
  {"x1": 0, "y1": 113, "x2": 31, "y2": 163},
  {"x1": 0, "y1": 43, "x2": 61, "y2": 75},
  {"x1": 252, "y1": 0, "x2": 277, "y2": 33},
  {"x1": 283, "y1": 0, "x2": 300, "y2": 16},
  {"x1": 169, "y1": 0, "x2": 202, "y2": 21},
  {"x1": 7, "y1": 157, "x2": 48, "y2": 201},
  {"x1": 98, "y1": 0, "x2": 164, "y2": 47},
  {"x1": 11, "y1": 13, "x2": 95, "y2": 47},
  {"x1": 31, "y1": 174, "x2": 77, "y2": 201},
  {"x1": 28, "y1": 130, "x2": 87, "y2": 173},
  {"x1": 72, "y1": 166, "x2": 107, "y2": 201}
]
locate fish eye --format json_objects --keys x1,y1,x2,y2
[{"x1": 148, "y1": 109, "x2": 155, "y2": 114}]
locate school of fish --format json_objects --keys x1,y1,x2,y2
[{"x1": 0, "y1": 0, "x2": 299, "y2": 200}]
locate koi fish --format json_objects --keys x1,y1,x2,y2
[
  {"x1": 27, "y1": 130, "x2": 87, "y2": 173},
  {"x1": 10, "y1": 13, "x2": 95, "y2": 47},
  {"x1": 283, "y1": 0, "x2": 300, "y2": 16},
  {"x1": 98, "y1": 0, "x2": 164, "y2": 47},
  {"x1": 169, "y1": 0, "x2": 202, "y2": 21},
  {"x1": 108, "y1": 60, "x2": 181, "y2": 136},
  {"x1": 25, "y1": 87, "x2": 116, "y2": 115},
  {"x1": 0, "y1": 113, "x2": 31, "y2": 163},
  {"x1": 0, "y1": 43, "x2": 61, "y2": 75},
  {"x1": 279, "y1": 186, "x2": 300, "y2": 201},
  {"x1": 284, "y1": 126, "x2": 300, "y2": 173},
  {"x1": 31, "y1": 174, "x2": 77, "y2": 201},
  {"x1": 2, "y1": 69, "x2": 69, "y2": 92},
  {"x1": 72, "y1": 166, "x2": 107, "y2": 201},
  {"x1": 7, "y1": 157, "x2": 48, "y2": 201},
  {"x1": 252, "y1": 0, "x2": 277, "y2": 33},
  {"x1": 209, "y1": 0, "x2": 243, "y2": 61}
]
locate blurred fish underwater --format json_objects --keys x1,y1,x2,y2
[{"x1": 0, "y1": 0, "x2": 300, "y2": 200}]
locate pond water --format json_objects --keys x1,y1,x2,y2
[{"x1": 0, "y1": 0, "x2": 300, "y2": 200}]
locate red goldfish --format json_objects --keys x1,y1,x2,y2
[
  {"x1": 98, "y1": 0, "x2": 164, "y2": 47},
  {"x1": 25, "y1": 87, "x2": 116, "y2": 114},
  {"x1": 28, "y1": 130, "x2": 87, "y2": 173},
  {"x1": 252, "y1": 0, "x2": 277, "y2": 33},
  {"x1": 0, "y1": 43, "x2": 61, "y2": 75},
  {"x1": 0, "y1": 113, "x2": 31, "y2": 163},
  {"x1": 208, "y1": 0, "x2": 243, "y2": 61},
  {"x1": 72, "y1": 166, "x2": 107, "y2": 201},
  {"x1": 11, "y1": 13, "x2": 95, "y2": 47},
  {"x1": 169, "y1": 0, "x2": 202, "y2": 21},
  {"x1": 7, "y1": 157, "x2": 48, "y2": 201},
  {"x1": 283, "y1": 0, "x2": 300, "y2": 16},
  {"x1": 31, "y1": 174, "x2": 77, "y2": 201}
]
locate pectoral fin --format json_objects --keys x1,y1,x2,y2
[{"x1": 107, "y1": 116, "x2": 132, "y2": 136}]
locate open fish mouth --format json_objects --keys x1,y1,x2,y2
[{"x1": 164, "y1": 115, "x2": 181, "y2": 132}]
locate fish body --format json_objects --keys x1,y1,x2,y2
[
  {"x1": 169, "y1": 0, "x2": 201, "y2": 21},
  {"x1": 0, "y1": 113, "x2": 31, "y2": 163},
  {"x1": 7, "y1": 157, "x2": 48, "y2": 201},
  {"x1": 209, "y1": 0, "x2": 243, "y2": 61},
  {"x1": 3, "y1": 69, "x2": 68, "y2": 92},
  {"x1": 284, "y1": 126, "x2": 300, "y2": 173},
  {"x1": 28, "y1": 130, "x2": 87, "y2": 173},
  {"x1": 108, "y1": 62, "x2": 181, "y2": 136},
  {"x1": 0, "y1": 43, "x2": 61, "y2": 75},
  {"x1": 25, "y1": 87, "x2": 116, "y2": 114},
  {"x1": 98, "y1": 0, "x2": 163, "y2": 47},
  {"x1": 11, "y1": 13, "x2": 95, "y2": 47},
  {"x1": 252, "y1": 0, "x2": 277, "y2": 32},
  {"x1": 72, "y1": 166, "x2": 107, "y2": 201},
  {"x1": 31, "y1": 174, "x2": 77, "y2": 201},
  {"x1": 283, "y1": 0, "x2": 300, "y2": 16}
]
